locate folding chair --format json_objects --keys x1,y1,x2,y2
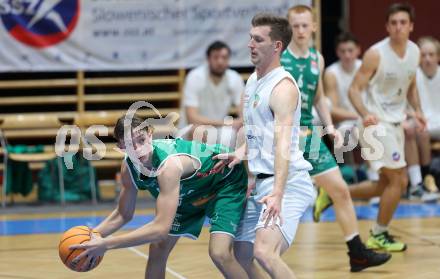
[{"x1": 0, "y1": 114, "x2": 65, "y2": 207}]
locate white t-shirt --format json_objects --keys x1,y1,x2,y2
[
  {"x1": 417, "y1": 66, "x2": 440, "y2": 131},
  {"x1": 325, "y1": 60, "x2": 362, "y2": 127},
  {"x1": 179, "y1": 64, "x2": 244, "y2": 128},
  {"x1": 366, "y1": 38, "x2": 419, "y2": 123},
  {"x1": 326, "y1": 60, "x2": 362, "y2": 113},
  {"x1": 243, "y1": 67, "x2": 312, "y2": 176}
]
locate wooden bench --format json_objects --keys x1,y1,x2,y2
[{"x1": 0, "y1": 68, "x2": 252, "y2": 204}]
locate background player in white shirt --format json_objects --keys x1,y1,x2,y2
[
  {"x1": 404, "y1": 36, "x2": 440, "y2": 197},
  {"x1": 179, "y1": 41, "x2": 245, "y2": 148},
  {"x1": 325, "y1": 32, "x2": 362, "y2": 127},
  {"x1": 416, "y1": 37, "x2": 440, "y2": 139},
  {"x1": 348, "y1": 3, "x2": 425, "y2": 252}
]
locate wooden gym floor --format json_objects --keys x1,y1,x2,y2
[{"x1": 1, "y1": 203, "x2": 440, "y2": 279}]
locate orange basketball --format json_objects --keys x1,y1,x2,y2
[{"x1": 59, "y1": 226, "x2": 103, "y2": 272}]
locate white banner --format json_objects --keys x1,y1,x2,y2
[{"x1": 0, "y1": 0, "x2": 310, "y2": 71}]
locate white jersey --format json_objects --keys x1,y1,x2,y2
[
  {"x1": 326, "y1": 60, "x2": 362, "y2": 113},
  {"x1": 417, "y1": 66, "x2": 440, "y2": 130},
  {"x1": 365, "y1": 38, "x2": 419, "y2": 123},
  {"x1": 243, "y1": 66, "x2": 312, "y2": 176},
  {"x1": 179, "y1": 64, "x2": 244, "y2": 128}
]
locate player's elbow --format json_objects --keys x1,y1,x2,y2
[
  {"x1": 122, "y1": 213, "x2": 133, "y2": 224},
  {"x1": 154, "y1": 224, "x2": 170, "y2": 241},
  {"x1": 348, "y1": 86, "x2": 357, "y2": 103},
  {"x1": 118, "y1": 210, "x2": 134, "y2": 224}
]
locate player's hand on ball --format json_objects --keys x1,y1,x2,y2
[{"x1": 69, "y1": 232, "x2": 107, "y2": 272}]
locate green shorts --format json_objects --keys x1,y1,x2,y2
[
  {"x1": 301, "y1": 130, "x2": 338, "y2": 177},
  {"x1": 169, "y1": 164, "x2": 247, "y2": 239}
]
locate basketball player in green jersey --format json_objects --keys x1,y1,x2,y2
[
  {"x1": 281, "y1": 5, "x2": 390, "y2": 271},
  {"x1": 69, "y1": 115, "x2": 249, "y2": 278}
]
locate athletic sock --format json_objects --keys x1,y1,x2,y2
[
  {"x1": 346, "y1": 234, "x2": 364, "y2": 254},
  {"x1": 372, "y1": 223, "x2": 388, "y2": 235},
  {"x1": 421, "y1": 165, "x2": 430, "y2": 180},
  {"x1": 408, "y1": 165, "x2": 422, "y2": 188}
]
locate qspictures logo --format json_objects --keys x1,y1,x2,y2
[{"x1": 0, "y1": 0, "x2": 80, "y2": 48}]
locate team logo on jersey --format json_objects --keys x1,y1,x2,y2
[
  {"x1": 252, "y1": 94, "x2": 260, "y2": 108},
  {"x1": 392, "y1": 152, "x2": 400, "y2": 161},
  {"x1": 280, "y1": 57, "x2": 291, "y2": 64},
  {"x1": 295, "y1": 64, "x2": 306, "y2": 73},
  {"x1": 311, "y1": 60, "x2": 319, "y2": 75},
  {"x1": 0, "y1": 0, "x2": 80, "y2": 48}
]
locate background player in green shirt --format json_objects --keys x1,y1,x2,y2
[
  {"x1": 69, "y1": 115, "x2": 248, "y2": 279},
  {"x1": 281, "y1": 5, "x2": 390, "y2": 272}
]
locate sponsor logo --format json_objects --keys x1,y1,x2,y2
[
  {"x1": 311, "y1": 60, "x2": 319, "y2": 75},
  {"x1": 392, "y1": 152, "x2": 400, "y2": 161},
  {"x1": 0, "y1": 0, "x2": 80, "y2": 48},
  {"x1": 252, "y1": 94, "x2": 260, "y2": 108},
  {"x1": 196, "y1": 168, "x2": 222, "y2": 178}
]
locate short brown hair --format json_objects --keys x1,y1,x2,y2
[
  {"x1": 206, "y1": 40, "x2": 231, "y2": 57},
  {"x1": 114, "y1": 115, "x2": 153, "y2": 142},
  {"x1": 251, "y1": 13, "x2": 292, "y2": 53},
  {"x1": 287, "y1": 5, "x2": 316, "y2": 21},
  {"x1": 335, "y1": 32, "x2": 360, "y2": 48},
  {"x1": 386, "y1": 3, "x2": 415, "y2": 22}
]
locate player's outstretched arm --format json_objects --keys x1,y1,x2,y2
[
  {"x1": 324, "y1": 70, "x2": 359, "y2": 122},
  {"x1": 69, "y1": 157, "x2": 182, "y2": 268},
  {"x1": 349, "y1": 48, "x2": 380, "y2": 126},
  {"x1": 104, "y1": 157, "x2": 182, "y2": 249},
  {"x1": 315, "y1": 53, "x2": 335, "y2": 130},
  {"x1": 258, "y1": 78, "x2": 297, "y2": 227},
  {"x1": 406, "y1": 76, "x2": 427, "y2": 130},
  {"x1": 93, "y1": 162, "x2": 138, "y2": 238}
]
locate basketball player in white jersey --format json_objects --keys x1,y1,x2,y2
[
  {"x1": 283, "y1": 6, "x2": 390, "y2": 272},
  {"x1": 348, "y1": 3, "x2": 426, "y2": 252},
  {"x1": 213, "y1": 13, "x2": 316, "y2": 278},
  {"x1": 416, "y1": 37, "x2": 440, "y2": 140},
  {"x1": 324, "y1": 32, "x2": 381, "y2": 201},
  {"x1": 324, "y1": 32, "x2": 371, "y2": 175},
  {"x1": 403, "y1": 37, "x2": 440, "y2": 198},
  {"x1": 325, "y1": 32, "x2": 362, "y2": 127}
]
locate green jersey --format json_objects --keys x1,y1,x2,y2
[
  {"x1": 125, "y1": 138, "x2": 247, "y2": 238},
  {"x1": 126, "y1": 138, "x2": 232, "y2": 205},
  {"x1": 282, "y1": 48, "x2": 339, "y2": 176},
  {"x1": 281, "y1": 47, "x2": 320, "y2": 127}
]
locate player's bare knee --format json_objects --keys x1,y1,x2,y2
[
  {"x1": 253, "y1": 246, "x2": 276, "y2": 269},
  {"x1": 149, "y1": 240, "x2": 173, "y2": 260},
  {"x1": 327, "y1": 183, "x2": 351, "y2": 203},
  {"x1": 400, "y1": 172, "x2": 409, "y2": 192},
  {"x1": 209, "y1": 245, "x2": 234, "y2": 266}
]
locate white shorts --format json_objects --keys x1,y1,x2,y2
[
  {"x1": 235, "y1": 170, "x2": 316, "y2": 246},
  {"x1": 359, "y1": 122, "x2": 406, "y2": 171}
]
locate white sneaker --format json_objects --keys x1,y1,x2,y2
[
  {"x1": 421, "y1": 192, "x2": 440, "y2": 203},
  {"x1": 409, "y1": 184, "x2": 440, "y2": 203}
]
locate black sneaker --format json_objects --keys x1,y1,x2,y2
[{"x1": 349, "y1": 247, "x2": 392, "y2": 272}]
